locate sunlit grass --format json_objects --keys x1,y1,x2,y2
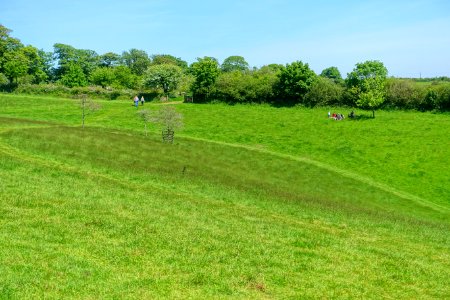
[{"x1": 0, "y1": 94, "x2": 449, "y2": 298}]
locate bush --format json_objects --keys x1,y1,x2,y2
[
  {"x1": 304, "y1": 77, "x2": 344, "y2": 107},
  {"x1": 434, "y1": 84, "x2": 450, "y2": 111},
  {"x1": 213, "y1": 70, "x2": 278, "y2": 104},
  {"x1": 13, "y1": 83, "x2": 136, "y2": 100},
  {"x1": 385, "y1": 79, "x2": 426, "y2": 109},
  {"x1": 420, "y1": 89, "x2": 438, "y2": 111},
  {"x1": 0, "y1": 73, "x2": 9, "y2": 88},
  {"x1": 274, "y1": 61, "x2": 316, "y2": 105}
]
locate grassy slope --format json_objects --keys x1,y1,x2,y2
[{"x1": 0, "y1": 94, "x2": 449, "y2": 298}]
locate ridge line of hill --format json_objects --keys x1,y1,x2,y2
[
  {"x1": 1, "y1": 118, "x2": 446, "y2": 214},
  {"x1": 179, "y1": 135, "x2": 449, "y2": 213}
]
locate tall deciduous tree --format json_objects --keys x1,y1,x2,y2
[
  {"x1": 99, "y1": 52, "x2": 121, "y2": 68},
  {"x1": 113, "y1": 65, "x2": 138, "y2": 89},
  {"x1": 275, "y1": 61, "x2": 316, "y2": 105},
  {"x1": 90, "y1": 67, "x2": 115, "y2": 88},
  {"x1": 190, "y1": 57, "x2": 220, "y2": 102},
  {"x1": 320, "y1": 66, "x2": 343, "y2": 84},
  {"x1": 21, "y1": 45, "x2": 49, "y2": 83},
  {"x1": 0, "y1": 24, "x2": 22, "y2": 58},
  {"x1": 122, "y1": 49, "x2": 151, "y2": 76},
  {"x1": 347, "y1": 60, "x2": 388, "y2": 118},
  {"x1": 2, "y1": 50, "x2": 29, "y2": 83},
  {"x1": 59, "y1": 62, "x2": 88, "y2": 87},
  {"x1": 221, "y1": 55, "x2": 249, "y2": 72},
  {"x1": 143, "y1": 64, "x2": 183, "y2": 99},
  {"x1": 151, "y1": 54, "x2": 188, "y2": 70},
  {"x1": 53, "y1": 43, "x2": 99, "y2": 81},
  {"x1": 0, "y1": 24, "x2": 24, "y2": 84}
]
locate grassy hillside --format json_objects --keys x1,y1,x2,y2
[{"x1": 0, "y1": 94, "x2": 449, "y2": 298}]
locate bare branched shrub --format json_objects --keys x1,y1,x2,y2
[
  {"x1": 150, "y1": 106, "x2": 183, "y2": 143},
  {"x1": 78, "y1": 94, "x2": 101, "y2": 128},
  {"x1": 137, "y1": 109, "x2": 151, "y2": 136}
]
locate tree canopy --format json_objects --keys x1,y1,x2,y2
[
  {"x1": 151, "y1": 54, "x2": 188, "y2": 70},
  {"x1": 320, "y1": 66, "x2": 343, "y2": 84},
  {"x1": 189, "y1": 57, "x2": 220, "y2": 101},
  {"x1": 143, "y1": 64, "x2": 183, "y2": 96},
  {"x1": 2, "y1": 23, "x2": 449, "y2": 112},
  {"x1": 221, "y1": 56, "x2": 249, "y2": 72},
  {"x1": 122, "y1": 49, "x2": 151, "y2": 76},
  {"x1": 347, "y1": 60, "x2": 388, "y2": 117},
  {"x1": 275, "y1": 61, "x2": 317, "y2": 105}
]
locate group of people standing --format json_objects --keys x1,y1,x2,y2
[{"x1": 133, "y1": 95, "x2": 145, "y2": 107}]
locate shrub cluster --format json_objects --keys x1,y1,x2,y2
[
  {"x1": 384, "y1": 79, "x2": 450, "y2": 111},
  {"x1": 12, "y1": 83, "x2": 136, "y2": 100},
  {"x1": 207, "y1": 69, "x2": 450, "y2": 111}
]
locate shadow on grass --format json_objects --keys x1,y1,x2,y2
[{"x1": 349, "y1": 114, "x2": 374, "y2": 121}]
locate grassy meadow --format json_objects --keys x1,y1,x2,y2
[{"x1": 0, "y1": 94, "x2": 449, "y2": 298}]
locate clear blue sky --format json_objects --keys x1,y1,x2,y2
[{"x1": 1, "y1": 0, "x2": 450, "y2": 77}]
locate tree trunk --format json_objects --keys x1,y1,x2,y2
[
  {"x1": 372, "y1": 110, "x2": 375, "y2": 118},
  {"x1": 82, "y1": 99, "x2": 86, "y2": 128}
]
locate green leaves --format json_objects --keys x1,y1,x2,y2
[
  {"x1": 122, "y1": 48, "x2": 151, "y2": 76},
  {"x1": 190, "y1": 57, "x2": 220, "y2": 101},
  {"x1": 347, "y1": 60, "x2": 388, "y2": 117},
  {"x1": 221, "y1": 55, "x2": 249, "y2": 72},
  {"x1": 275, "y1": 61, "x2": 317, "y2": 104},
  {"x1": 59, "y1": 62, "x2": 88, "y2": 87},
  {"x1": 89, "y1": 67, "x2": 115, "y2": 88},
  {"x1": 143, "y1": 64, "x2": 183, "y2": 95},
  {"x1": 320, "y1": 66, "x2": 343, "y2": 84},
  {"x1": 2, "y1": 50, "x2": 29, "y2": 82}
]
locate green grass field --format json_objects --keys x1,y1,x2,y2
[{"x1": 0, "y1": 94, "x2": 449, "y2": 298}]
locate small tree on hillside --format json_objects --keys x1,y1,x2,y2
[
  {"x1": 355, "y1": 77, "x2": 386, "y2": 118},
  {"x1": 150, "y1": 106, "x2": 183, "y2": 143},
  {"x1": 78, "y1": 94, "x2": 101, "y2": 129},
  {"x1": 137, "y1": 109, "x2": 151, "y2": 136}
]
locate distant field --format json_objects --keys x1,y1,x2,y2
[{"x1": 0, "y1": 94, "x2": 449, "y2": 298}]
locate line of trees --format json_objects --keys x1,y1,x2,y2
[
  {"x1": 1, "y1": 24, "x2": 449, "y2": 112},
  {"x1": 190, "y1": 57, "x2": 450, "y2": 113}
]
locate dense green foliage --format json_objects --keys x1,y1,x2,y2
[
  {"x1": 150, "y1": 54, "x2": 188, "y2": 70},
  {"x1": 0, "y1": 94, "x2": 449, "y2": 298},
  {"x1": 304, "y1": 77, "x2": 344, "y2": 107},
  {"x1": 274, "y1": 61, "x2": 317, "y2": 105},
  {"x1": 221, "y1": 55, "x2": 249, "y2": 72},
  {"x1": 189, "y1": 57, "x2": 220, "y2": 102},
  {"x1": 121, "y1": 48, "x2": 151, "y2": 76},
  {"x1": 1, "y1": 24, "x2": 449, "y2": 111},
  {"x1": 213, "y1": 67, "x2": 278, "y2": 103},
  {"x1": 346, "y1": 60, "x2": 388, "y2": 118},
  {"x1": 143, "y1": 64, "x2": 183, "y2": 96},
  {"x1": 320, "y1": 66, "x2": 343, "y2": 84}
]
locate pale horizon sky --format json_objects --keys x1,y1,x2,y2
[{"x1": 1, "y1": 0, "x2": 449, "y2": 78}]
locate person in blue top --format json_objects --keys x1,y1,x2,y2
[{"x1": 133, "y1": 95, "x2": 139, "y2": 108}]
